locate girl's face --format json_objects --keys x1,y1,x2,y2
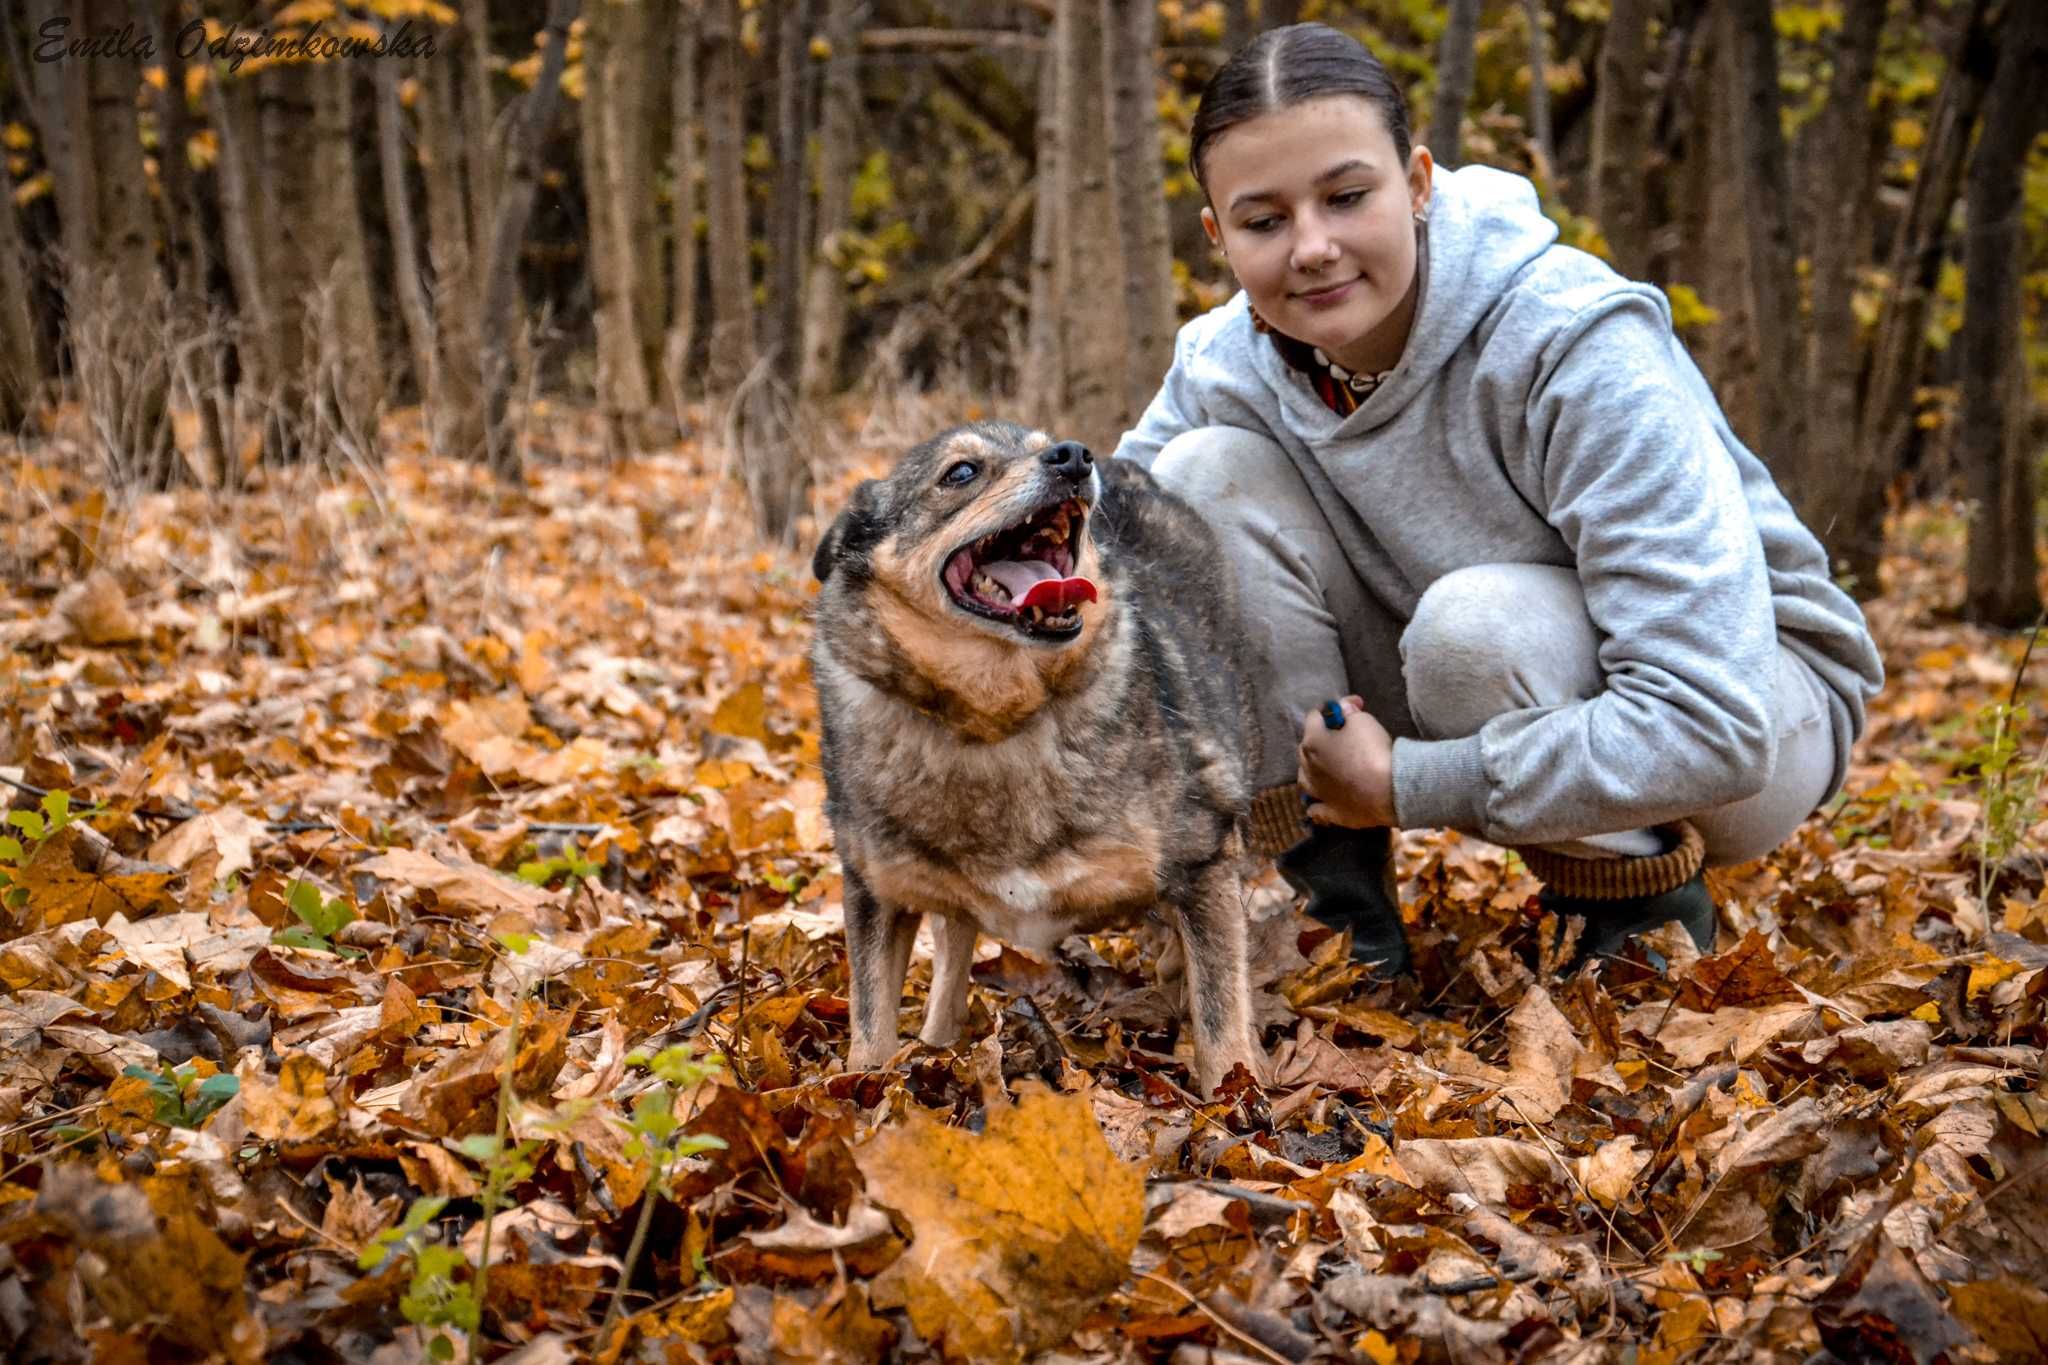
[{"x1": 1200, "y1": 96, "x2": 1432, "y2": 376}]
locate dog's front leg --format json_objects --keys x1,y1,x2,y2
[
  {"x1": 917, "y1": 914, "x2": 978, "y2": 1048},
  {"x1": 845, "y1": 869, "x2": 921, "y2": 1072},
  {"x1": 1172, "y1": 858, "x2": 1264, "y2": 1097}
]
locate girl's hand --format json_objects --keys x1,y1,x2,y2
[{"x1": 1297, "y1": 695, "x2": 1397, "y2": 828}]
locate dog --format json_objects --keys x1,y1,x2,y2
[{"x1": 809, "y1": 420, "x2": 1264, "y2": 1096}]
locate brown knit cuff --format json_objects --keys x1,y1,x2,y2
[
  {"x1": 1518, "y1": 821, "x2": 1705, "y2": 899},
  {"x1": 1247, "y1": 783, "x2": 1310, "y2": 859}
]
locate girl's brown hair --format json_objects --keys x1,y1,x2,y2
[{"x1": 1190, "y1": 24, "x2": 1414, "y2": 192}]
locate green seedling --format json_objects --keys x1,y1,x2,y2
[
  {"x1": 1, "y1": 789, "x2": 79, "y2": 911},
  {"x1": 272, "y1": 877, "x2": 363, "y2": 958},
  {"x1": 359, "y1": 1196, "x2": 476, "y2": 1360},
  {"x1": 515, "y1": 840, "x2": 602, "y2": 893},
  {"x1": 121, "y1": 1062, "x2": 240, "y2": 1129},
  {"x1": 601, "y1": 1044, "x2": 727, "y2": 1338}
]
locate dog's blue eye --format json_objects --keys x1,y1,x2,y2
[{"x1": 941, "y1": 461, "x2": 978, "y2": 486}]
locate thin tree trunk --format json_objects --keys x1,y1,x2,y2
[
  {"x1": 1224, "y1": 0, "x2": 1252, "y2": 54},
  {"x1": 1958, "y1": 0, "x2": 2048, "y2": 627},
  {"x1": 701, "y1": 0, "x2": 756, "y2": 396},
  {"x1": 1430, "y1": 0, "x2": 1481, "y2": 166},
  {"x1": 1590, "y1": 0, "x2": 1651, "y2": 277},
  {"x1": 419, "y1": 55, "x2": 481, "y2": 454},
  {"x1": 1796, "y1": 0, "x2": 1883, "y2": 563},
  {"x1": 1523, "y1": 0, "x2": 1554, "y2": 172},
  {"x1": 666, "y1": 3, "x2": 703, "y2": 409},
  {"x1": 313, "y1": 62, "x2": 386, "y2": 450},
  {"x1": 769, "y1": 0, "x2": 812, "y2": 369},
  {"x1": 1107, "y1": 0, "x2": 1176, "y2": 421},
  {"x1": 208, "y1": 71, "x2": 277, "y2": 480},
  {"x1": 1694, "y1": 18, "x2": 1758, "y2": 442},
  {"x1": 479, "y1": 0, "x2": 582, "y2": 480},
  {"x1": 583, "y1": 0, "x2": 654, "y2": 451},
  {"x1": 1263, "y1": 0, "x2": 1302, "y2": 28},
  {"x1": 1725, "y1": 0, "x2": 1803, "y2": 479},
  {"x1": 799, "y1": 0, "x2": 859, "y2": 401},
  {"x1": 1022, "y1": 13, "x2": 1063, "y2": 422},
  {"x1": 1848, "y1": 0, "x2": 1996, "y2": 596},
  {"x1": 255, "y1": 65, "x2": 317, "y2": 464},
  {"x1": 461, "y1": 0, "x2": 498, "y2": 249},
  {"x1": 375, "y1": 59, "x2": 441, "y2": 414},
  {"x1": 0, "y1": 148, "x2": 41, "y2": 430},
  {"x1": 1054, "y1": 0, "x2": 1127, "y2": 452},
  {"x1": 67, "y1": 0, "x2": 174, "y2": 484}
]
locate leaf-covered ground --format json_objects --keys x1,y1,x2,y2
[{"x1": 2, "y1": 408, "x2": 2045, "y2": 1364}]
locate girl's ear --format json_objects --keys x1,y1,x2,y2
[
  {"x1": 1200, "y1": 205, "x2": 1222, "y2": 249},
  {"x1": 1406, "y1": 146, "x2": 1435, "y2": 218}
]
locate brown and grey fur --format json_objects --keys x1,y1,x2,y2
[{"x1": 810, "y1": 420, "x2": 1264, "y2": 1094}]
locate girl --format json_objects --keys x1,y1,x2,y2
[{"x1": 1113, "y1": 24, "x2": 1884, "y2": 974}]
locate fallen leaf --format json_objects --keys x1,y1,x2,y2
[{"x1": 856, "y1": 1086, "x2": 1143, "y2": 1361}]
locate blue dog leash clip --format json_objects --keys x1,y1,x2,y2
[{"x1": 1320, "y1": 699, "x2": 1348, "y2": 732}]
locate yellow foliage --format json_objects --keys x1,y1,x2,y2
[
  {"x1": 1663, "y1": 282, "x2": 1722, "y2": 330},
  {"x1": 1, "y1": 122, "x2": 30, "y2": 152}
]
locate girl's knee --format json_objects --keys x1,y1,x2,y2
[
  {"x1": 1149, "y1": 426, "x2": 1295, "y2": 507},
  {"x1": 1401, "y1": 564, "x2": 1598, "y2": 735}
]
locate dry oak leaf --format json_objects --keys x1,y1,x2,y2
[
  {"x1": 1621, "y1": 999, "x2": 1819, "y2": 1068},
  {"x1": 354, "y1": 846, "x2": 558, "y2": 919},
  {"x1": 1393, "y1": 1137, "x2": 1570, "y2": 1209},
  {"x1": 237, "y1": 1051, "x2": 341, "y2": 1142},
  {"x1": 147, "y1": 807, "x2": 268, "y2": 887},
  {"x1": 7, "y1": 824, "x2": 175, "y2": 929},
  {"x1": 854, "y1": 1086, "x2": 1144, "y2": 1363},
  {"x1": 1502, "y1": 984, "x2": 1582, "y2": 1123}
]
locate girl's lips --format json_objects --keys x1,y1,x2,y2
[{"x1": 1294, "y1": 276, "x2": 1360, "y2": 307}]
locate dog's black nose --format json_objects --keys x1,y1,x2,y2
[{"x1": 1041, "y1": 440, "x2": 1094, "y2": 483}]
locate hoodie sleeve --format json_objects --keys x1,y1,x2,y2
[
  {"x1": 1111, "y1": 317, "x2": 1212, "y2": 469},
  {"x1": 1391, "y1": 291, "x2": 1780, "y2": 845}
]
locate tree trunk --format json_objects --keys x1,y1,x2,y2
[
  {"x1": 255, "y1": 66, "x2": 319, "y2": 464},
  {"x1": 1590, "y1": 0, "x2": 1651, "y2": 277},
  {"x1": 419, "y1": 55, "x2": 482, "y2": 455},
  {"x1": 1054, "y1": 0, "x2": 1127, "y2": 452},
  {"x1": 582, "y1": 0, "x2": 654, "y2": 451},
  {"x1": 1725, "y1": 0, "x2": 1803, "y2": 481},
  {"x1": 311, "y1": 62, "x2": 386, "y2": 455},
  {"x1": 375, "y1": 58, "x2": 441, "y2": 414},
  {"x1": 701, "y1": 0, "x2": 757, "y2": 396},
  {"x1": 207, "y1": 71, "x2": 278, "y2": 481},
  {"x1": 0, "y1": 147, "x2": 41, "y2": 431},
  {"x1": 769, "y1": 0, "x2": 813, "y2": 370},
  {"x1": 461, "y1": 0, "x2": 498, "y2": 252},
  {"x1": 1958, "y1": 0, "x2": 2048, "y2": 628},
  {"x1": 799, "y1": 0, "x2": 860, "y2": 402},
  {"x1": 1022, "y1": 13, "x2": 1063, "y2": 422},
  {"x1": 1263, "y1": 0, "x2": 1302, "y2": 28},
  {"x1": 1847, "y1": 0, "x2": 1996, "y2": 596},
  {"x1": 666, "y1": 2, "x2": 703, "y2": 410},
  {"x1": 1224, "y1": 0, "x2": 1252, "y2": 55},
  {"x1": 64, "y1": 0, "x2": 174, "y2": 485},
  {"x1": 1795, "y1": 0, "x2": 1883, "y2": 564},
  {"x1": 1689, "y1": 18, "x2": 1759, "y2": 442},
  {"x1": 1523, "y1": 0, "x2": 1554, "y2": 173},
  {"x1": 1430, "y1": 0, "x2": 1481, "y2": 166},
  {"x1": 1107, "y1": 0, "x2": 1176, "y2": 422},
  {"x1": 479, "y1": 0, "x2": 582, "y2": 480}
]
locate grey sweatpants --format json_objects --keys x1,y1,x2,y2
[{"x1": 1151, "y1": 427, "x2": 1841, "y2": 866}]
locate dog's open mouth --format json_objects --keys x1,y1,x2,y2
[{"x1": 941, "y1": 497, "x2": 1097, "y2": 637}]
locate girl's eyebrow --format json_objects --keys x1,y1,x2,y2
[{"x1": 1227, "y1": 158, "x2": 1377, "y2": 213}]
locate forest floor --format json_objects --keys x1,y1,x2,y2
[{"x1": 1, "y1": 401, "x2": 2045, "y2": 1364}]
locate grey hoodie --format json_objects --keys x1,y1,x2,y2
[{"x1": 1113, "y1": 164, "x2": 1883, "y2": 847}]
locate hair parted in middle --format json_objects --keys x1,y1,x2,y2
[{"x1": 1189, "y1": 23, "x2": 1415, "y2": 194}]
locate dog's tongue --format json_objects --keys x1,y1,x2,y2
[{"x1": 985, "y1": 559, "x2": 1098, "y2": 612}]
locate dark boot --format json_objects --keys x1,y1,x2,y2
[
  {"x1": 1277, "y1": 824, "x2": 1411, "y2": 977},
  {"x1": 1523, "y1": 822, "x2": 1717, "y2": 967}
]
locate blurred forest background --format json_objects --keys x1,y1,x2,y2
[{"x1": 0, "y1": 0, "x2": 2044, "y2": 624}]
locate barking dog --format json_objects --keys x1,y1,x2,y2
[{"x1": 810, "y1": 421, "x2": 1264, "y2": 1095}]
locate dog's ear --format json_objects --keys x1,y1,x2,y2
[{"x1": 813, "y1": 479, "x2": 886, "y2": 583}]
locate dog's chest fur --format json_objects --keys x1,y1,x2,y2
[{"x1": 820, "y1": 656, "x2": 1185, "y2": 953}]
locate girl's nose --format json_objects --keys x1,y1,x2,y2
[{"x1": 1291, "y1": 215, "x2": 1339, "y2": 271}]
